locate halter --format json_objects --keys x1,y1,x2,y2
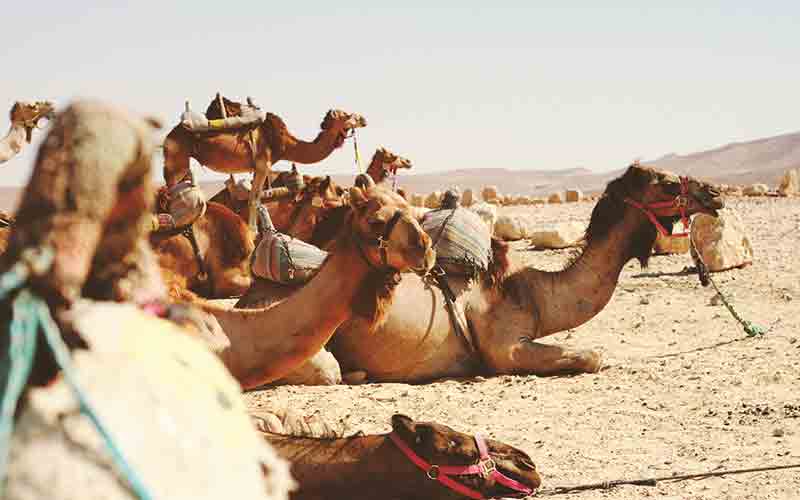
[
  {"x1": 389, "y1": 432, "x2": 533, "y2": 499},
  {"x1": 624, "y1": 176, "x2": 692, "y2": 237},
  {"x1": 355, "y1": 210, "x2": 404, "y2": 270}
]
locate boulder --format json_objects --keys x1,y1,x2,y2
[
  {"x1": 527, "y1": 221, "x2": 585, "y2": 249},
  {"x1": 531, "y1": 197, "x2": 546, "y2": 205},
  {"x1": 494, "y1": 214, "x2": 531, "y2": 241},
  {"x1": 652, "y1": 221, "x2": 690, "y2": 254},
  {"x1": 778, "y1": 169, "x2": 799, "y2": 196},
  {"x1": 565, "y1": 189, "x2": 583, "y2": 203},
  {"x1": 461, "y1": 188, "x2": 474, "y2": 206},
  {"x1": 547, "y1": 192, "x2": 564, "y2": 204},
  {"x1": 690, "y1": 208, "x2": 754, "y2": 272},
  {"x1": 424, "y1": 191, "x2": 442, "y2": 209},
  {"x1": 743, "y1": 183, "x2": 769, "y2": 196},
  {"x1": 481, "y1": 186, "x2": 499, "y2": 203},
  {"x1": 502, "y1": 195, "x2": 515, "y2": 206},
  {"x1": 468, "y1": 202, "x2": 497, "y2": 234}
]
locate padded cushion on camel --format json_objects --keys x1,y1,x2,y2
[
  {"x1": 160, "y1": 181, "x2": 207, "y2": 228},
  {"x1": 252, "y1": 231, "x2": 328, "y2": 285},
  {"x1": 422, "y1": 207, "x2": 492, "y2": 276},
  {"x1": 181, "y1": 105, "x2": 266, "y2": 133}
]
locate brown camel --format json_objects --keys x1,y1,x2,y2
[
  {"x1": 163, "y1": 97, "x2": 366, "y2": 231},
  {"x1": 240, "y1": 165, "x2": 724, "y2": 383},
  {"x1": 209, "y1": 174, "x2": 345, "y2": 243},
  {"x1": 260, "y1": 413, "x2": 541, "y2": 500},
  {"x1": 151, "y1": 201, "x2": 255, "y2": 298},
  {"x1": 1, "y1": 100, "x2": 289, "y2": 499},
  {"x1": 0, "y1": 100, "x2": 55, "y2": 164},
  {"x1": 365, "y1": 146, "x2": 412, "y2": 187},
  {"x1": 198, "y1": 185, "x2": 435, "y2": 389}
]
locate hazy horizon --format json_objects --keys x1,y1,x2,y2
[{"x1": 2, "y1": 1, "x2": 799, "y2": 187}]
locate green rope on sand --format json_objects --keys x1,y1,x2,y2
[{"x1": 0, "y1": 247, "x2": 153, "y2": 499}]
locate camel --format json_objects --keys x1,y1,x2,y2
[
  {"x1": 198, "y1": 185, "x2": 435, "y2": 389},
  {"x1": 1, "y1": 99, "x2": 291, "y2": 499},
  {"x1": 163, "y1": 96, "x2": 366, "y2": 231},
  {"x1": 209, "y1": 173, "x2": 345, "y2": 243},
  {"x1": 239, "y1": 165, "x2": 724, "y2": 383},
  {"x1": 0, "y1": 100, "x2": 55, "y2": 164},
  {"x1": 365, "y1": 146, "x2": 412, "y2": 187},
  {"x1": 151, "y1": 201, "x2": 255, "y2": 298},
  {"x1": 259, "y1": 413, "x2": 541, "y2": 500}
]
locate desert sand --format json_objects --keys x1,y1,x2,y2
[{"x1": 244, "y1": 195, "x2": 800, "y2": 500}]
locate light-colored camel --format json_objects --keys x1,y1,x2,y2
[
  {"x1": 0, "y1": 100, "x2": 55, "y2": 164},
  {"x1": 259, "y1": 413, "x2": 541, "y2": 500},
  {"x1": 2, "y1": 99, "x2": 291, "y2": 499},
  {"x1": 151, "y1": 201, "x2": 255, "y2": 298},
  {"x1": 240, "y1": 165, "x2": 724, "y2": 383},
  {"x1": 365, "y1": 146, "x2": 412, "y2": 187},
  {"x1": 198, "y1": 185, "x2": 435, "y2": 389},
  {"x1": 163, "y1": 97, "x2": 366, "y2": 231}
]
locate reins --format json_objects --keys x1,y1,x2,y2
[
  {"x1": 389, "y1": 432, "x2": 533, "y2": 499},
  {"x1": 624, "y1": 176, "x2": 692, "y2": 237}
]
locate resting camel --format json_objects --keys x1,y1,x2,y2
[
  {"x1": 198, "y1": 185, "x2": 435, "y2": 389},
  {"x1": 259, "y1": 413, "x2": 541, "y2": 500},
  {"x1": 365, "y1": 146, "x2": 412, "y2": 187},
  {"x1": 1, "y1": 99, "x2": 290, "y2": 499},
  {"x1": 240, "y1": 165, "x2": 724, "y2": 383},
  {"x1": 0, "y1": 100, "x2": 55, "y2": 164},
  {"x1": 163, "y1": 96, "x2": 366, "y2": 231}
]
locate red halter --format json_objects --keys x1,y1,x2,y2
[
  {"x1": 624, "y1": 176, "x2": 692, "y2": 237},
  {"x1": 389, "y1": 432, "x2": 534, "y2": 499}
]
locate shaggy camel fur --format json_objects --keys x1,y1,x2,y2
[
  {"x1": 163, "y1": 97, "x2": 366, "y2": 231},
  {"x1": 260, "y1": 413, "x2": 541, "y2": 500},
  {"x1": 0, "y1": 100, "x2": 55, "y2": 164},
  {"x1": 151, "y1": 201, "x2": 255, "y2": 298},
  {"x1": 240, "y1": 165, "x2": 724, "y2": 383},
  {"x1": 198, "y1": 186, "x2": 435, "y2": 389}
]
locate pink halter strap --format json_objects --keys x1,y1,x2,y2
[
  {"x1": 624, "y1": 176, "x2": 692, "y2": 238},
  {"x1": 389, "y1": 432, "x2": 533, "y2": 499}
]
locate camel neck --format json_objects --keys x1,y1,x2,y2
[
  {"x1": 267, "y1": 434, "x2": 445, "y2": 500},
  {"x1": 366, "y1": 158, "x2": 387, "y2": 183},
  {"x1": 509, "y1": 207, "x2": 649, "y2": 337},
  {"x1": 0, "y1": 123, "x2": 27, "y2": 163},
  {"x1": 283, "y1": 127, "x2": 344, "y2": 165}
]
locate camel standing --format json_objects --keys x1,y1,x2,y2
[
  {"x1": 261, "y1": 413, "x2": 541, "y2": 500},
  {"x1": 163, "y1": 100, "x2": 366, "y2": 231},
  {"x1": 240, "y1": 165, "x2": 724, "y2": 383},
  {"x1": 0, "y1": 101, "x2": 55, "y2": 164},
  {"x1": 198, "y1": 185, "x2": 435, "y2": 389},
  {"x1": 365, "y1": 146, "x2": 412, "y2": 187}
]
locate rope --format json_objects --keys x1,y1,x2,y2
[
  {"x1": 352, "y1": 129, "x2": 363, "y2": 173},
  {"x1": 538, "y1": 462, "x2": 800, "y2": 496},
  {"x1": 689, "y1": 228, "x2": 765, "y2": 337},
  {"x1": 0, "y1": 247, "x2": 153, "y2": 499}
]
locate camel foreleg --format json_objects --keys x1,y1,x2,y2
[{"x1": 485, "y1": 339, "x2": 603, "y2": 376}]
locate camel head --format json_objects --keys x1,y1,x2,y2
[
  {"x1": 348, "y1": 182, "x2": 434, "y2": 274},
  {"x1": 10, "y1": 100, "x2": 56, "y2": 142},
  {"x1": 369, "y1": 146, "x2": 413, "y2": 182},
  {"x1": 287, "y1": 175, "x2": 346, "y2": 240},
  {"x1": 390, "y1": 414, "x2": 541, "y2": 498},
  {"x1": 321, "y1": 109, "x2": 367, "y2": 148},
  {"x1": 588, "y1": 163, "x2": 724, "y2": 266}
]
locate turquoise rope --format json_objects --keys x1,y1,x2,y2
[{"x1": 0, "y1": 248, "x2": 153, "y2": 499}]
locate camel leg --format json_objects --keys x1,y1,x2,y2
[
  {"x1": 485, "y1": 339, "x2": 603, "y2": 376},
  {"x1": 248, "y1": 156, "x2": 270, "y2": 232}
]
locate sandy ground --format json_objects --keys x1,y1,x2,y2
[{"x1": 244, "y1": 196, "x2": 800, "y2": 500}]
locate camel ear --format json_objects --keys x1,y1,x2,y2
[
  {"x1": 349, "y1": 186, "x2": 368, "y2": 210},
  {"x1": 144, "y1": 116, "x2": 163, "y2": 130},
  {"x1": 321, "y1": 176, "x2": 331, "y2": 190},
  {"x1": 391, "y1": 414, "x2": 415, "y2": 436}
]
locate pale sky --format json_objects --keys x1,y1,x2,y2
[{"x1": 2, "y1": 1, "x2": 799, "y2": 186}]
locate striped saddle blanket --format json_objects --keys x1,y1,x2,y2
[
  {"x1": 252, "y1": 231, "x2": 328, "y2": 285},
  {"x1": 422, "y1": 207, "x2": 492, "y2": 276}
]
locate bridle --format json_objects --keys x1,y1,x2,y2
[
  {"x1": 389, "y1": 432, "x2": 534, "y2": 499},
  {"x1": 623, "y1": 176, "x2": 692, "y2": 237},
  {"x1": 355, "y1": 210, "x2": 404, "y2": 270}
]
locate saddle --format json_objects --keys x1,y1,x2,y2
[
  {"x1": 154, "y1": 181, "x2": 207, "y2": 231},
  {"x1": 180, "y1": 94, "x2": 266, "y2": 134}
]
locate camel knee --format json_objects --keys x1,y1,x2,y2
[{"x1": 491, "y1": 342, "x2": 603, "y2": 376}]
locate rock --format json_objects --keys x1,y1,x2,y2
[
  {"x1": 424, "y1": 191, "x2": 442, "y2": 209},
  {"x1": 565, "y1": 189, "x2": 583, "y2": 202},
  {"x1": 468, "y1": 202, "x2": 497, "y2": 234},
  {"x1": 547, "y1": 192, "x2": 564, "y2": 204},
  {"x1": 481, "y1": 186, "x2": 499, "y2": 203},
  {"x1": 527, "y1": 221, "x2": 585, "y2": 249},
  {"x1": 502, "y1": 195, "x2": 515, "y2": 206},
  {"x1": 531, "y1": 197, "x2": 546, "y2": 205},
  {"x1": 691, "y1": 208, "x2": 754, "y2": 272},
  {"x1": 652, "y1": 221, "x2": 691, "y2": 255},
  {"x1": 494, "y1": 214, "x2": 531, "y2": 241},
  {"x1": 461, "y1": 188, "x2": 474, "y2": 206},
  {"x1": 778, "y1": 169, "x2": 799, "y2": 196},
  {"x1": 743, "y1": 183, "x2": 769, "y2": 196},
  {"x1": 727, "y1": 186, "x2": 743, "y2": 196},
  {"x1": 411, "y1": 193, "x2": 424, "y2": 207}
]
